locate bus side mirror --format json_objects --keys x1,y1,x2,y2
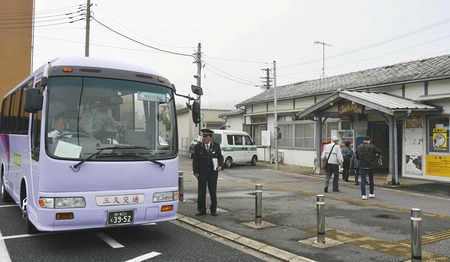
[
  {"x1": 192, "y1": 100, "x2": 201, "y2": 124},
  {"x1": 24, "y1": 88, "x2": 43, "y2": 113},
  {"x1": 191, "y1": 85, "x2": 203, "y2": 96}
]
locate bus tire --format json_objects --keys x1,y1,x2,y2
[
  {"x1": 251, "y1": 155, "x2": 257, "y2": 166},
  {"x1": 21, "y1": 183, "x2": 38, "y2": 234},
  {"x1": 224, "y1": 157, "x2": 233, "y2": 168},
  {"x1": 1, "y1": 168, "x2": 13, "y2": 203}
]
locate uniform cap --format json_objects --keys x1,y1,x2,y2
[
  {"x1": 363, "y1": 136, "x2": 371, "y2": 141},
  {"x1": 201, "y1": 128, "x2": 214, "y2": 135},
  {"x1": 331, "y1": 135, "x2": 340, "y2": 141}
]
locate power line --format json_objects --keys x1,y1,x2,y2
[
  {"x1": 0, "y1": 19, "x2": 84, "y2": 30},
  {"x1": 203, "y1": 55, "x2": 269, "y2": 64},
  {"x1": 203, "y1": 62, "x2": 259, "y2": 85},
  {"x1": 91, "y1": 16, "x2": 193, "y2": 58},
  {"x1": 95, "y1": 4, "x2": 194, "y2": 50},
  {"x1": 278, "y1": 33, "x2": 450, "y2": 78},
  {"x1": 0, "y1": 10, "x2": 84, "y2": 21},
  {"x1": 279, "y1": 17, "x2": 450, "y2": 69},
  {"x1": 0, "y1": 14, "x2": 84, "y2": 25},
  {"x1": 0, "y1": 4, "x2": 85, "y2": 16},
  {"x1": 204, "y1": 67, "x2": 258, "y2": 86}
]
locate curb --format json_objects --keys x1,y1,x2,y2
[{"x1": 176, "y1": 214, "x2": 316, "y2": 262}]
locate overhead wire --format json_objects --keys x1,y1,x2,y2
[
  {"x1": 279, "y1": 16, "x2": 450, "y2": 69},
  {"x1": 95, "y1": 4, "x2": 194, "y2": 50},
  {"x1": 203, "y1": 61, "x2": 259, "y2": 85},
  {"x1": 91, "y1": 16, "x2": 193, "y2": 58},
  {"x1": 0, "y1": 3, "x2": 85, "y2": 16},
  {"x1": 0, "y1": 19, "x2": 84, "y2": 30}
]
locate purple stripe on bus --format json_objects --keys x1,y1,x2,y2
[{"x1": 0, "y1": 134, "x2": 10, "y2": 163}]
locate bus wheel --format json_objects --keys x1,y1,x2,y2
[
  {"x1": 251, "y1": 155, "x2": 257, "y2": 166},
  {"x1": 224, "y1": 157, "x2": 233, "y2": 168},
  {"x1": 21, "y1": 194, "x2": 38, "y2": 234},
  {"x1": 1, "y1": 170, "x2": 13, "y2": 202}
]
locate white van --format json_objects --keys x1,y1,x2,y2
[{"x1": 211, "y1": 129, "x2": 257, "y2": 168}]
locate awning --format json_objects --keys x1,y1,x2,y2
[{"x1": 297, "y1": 90, "x2": 442, "y2": 118}]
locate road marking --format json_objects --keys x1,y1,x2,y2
[
  {"x1": 124, "y1": 252, "x2": 161, "y2": 262},
  {"x1": 0, "y1": 229, "x2": 12, "y2": 262},
  {"x1": 1, "y1": 233, "x2": 51, "y2": 240},
  {"x1": 95, "y1": 232, "x2": 124, "y2": 249},
  {"x1": 0, "y1": 205, "x2": 16, "y2": 208}
]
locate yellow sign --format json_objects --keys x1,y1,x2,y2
[
  {"x1": 432, "y1": 128, "x2": 447, "y2": 151},
  {"x1": 426, "y1": 155, "x2": 450, "y2": 177}
]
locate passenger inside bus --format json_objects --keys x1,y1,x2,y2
[{"x1": 79, "y1": 99, "x2": 124, "y2": 141}]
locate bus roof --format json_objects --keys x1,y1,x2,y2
[{"x1": 50, "y1": 57, "x2": 161, "y2": 76}]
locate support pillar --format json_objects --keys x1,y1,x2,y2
[{"x1": 315, "y1": 114, "x2": 323, "y2": 173}]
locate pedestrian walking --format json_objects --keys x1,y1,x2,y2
[
  {"x1": 356, "y1": 136, "x2": 382, "y2": 200},
  {"x1": 321, "y1": 136, "x2": 344, "y2": 193},
  {"x1": 341, "y1": 140, "x2": 353, "y2": 182},
  {"x1": 192, "y1": 129, "x2": 224, "y2": 216},
  {"x1": 350, "y1": 152, "x2": 361, "y2": 185}
]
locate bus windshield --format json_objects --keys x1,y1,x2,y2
[{"x1": 45, "y1": 76, "x2": 176, "y2": 161}]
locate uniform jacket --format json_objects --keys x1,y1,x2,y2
[
  {"x1": 192, "y1": 141, "x2": 224, "y2": 177},
  {"x1": 356, "y1": 143, "x2": 382, "y2": 169}
]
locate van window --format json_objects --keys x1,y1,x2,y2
[
  {"x1": 234, "y1": 135, "x2": 243, "y2": 145},
  {"x1": 227, "y1": 135, "x2": 233, "y2": 145},
  {"x1": 213, "y1": 134, "x2": 221, "y2": 144},
  {"x1": 244, "y1": 136, "x2": 253, "y2": 145}
]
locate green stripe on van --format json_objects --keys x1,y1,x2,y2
[{"x1": 221, "y1": 147, "x2": 257, "y2": 152}]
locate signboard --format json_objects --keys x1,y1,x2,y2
[
  {"x1": 338, "y1": 101, "x2": 364, "y2": 114},
  {"x1": 426, "y1": 155, "x2": 450, "y2": 177},
  {"x1": 404, "y1": 127, "x2": 423, "y2": 176},
  {"x1": 432, "y1": 128, "x2": 448, "y2": 151},
  {"x1": 261, "y1": 131, "x2": 271, "y2": 146},
  {"x1": 337, "y1": 129, "x2": 355, "y2": 150}
]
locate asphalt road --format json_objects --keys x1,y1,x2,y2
[{"x1": 0, "y1": 200, "x2": 269, "y2": 262}]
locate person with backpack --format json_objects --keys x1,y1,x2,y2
[
  {"x1": 341, "y1": 140, "x2": 353, "y2": 182},
  {"x1": 356, "y1": 136, "x2": 382, "y2": 200},
  {"x1": 321, "y1": 136, "x2": 344, "y2": 193}
]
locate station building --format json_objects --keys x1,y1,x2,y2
[{"x1": 237, "y1": 54, "x2": 450, "y2": 183}]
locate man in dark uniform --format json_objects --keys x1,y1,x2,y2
[{"x1": 192, "y1": 129, "x2": 224, "y2": 216}]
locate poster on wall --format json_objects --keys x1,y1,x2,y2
[
  {"x1": 404, "y1": 127, "x2": 423, "y2": 176},
  {"x1": 426, "y1": 155, "x2": 450, "y2": 178},
  {"x1": 432, "y1": 128, "x2": 448, "y2": 151}
]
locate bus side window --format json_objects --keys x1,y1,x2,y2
[
  {"x1": 18, "y1": 84, "x2": 31, "y2": 134},
  {"x1": 0, "y1": 97, "x2": 9, "y2": 133},
  {"x1": 31, "y1": 84, "x2": 42, "y2": 161}
]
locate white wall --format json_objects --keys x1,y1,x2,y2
[
  {"x1": 428, "y1": 79, "x2": 450, "y2": 95},
  {"x1": 256, "y1": 147, "x2": 316, "y2": 167},
  {"x1": 404, "y1": 82, "x2": 424, "y2": 99},
  {"x1": 225, "y1": 115, "x2": 243, "y2": 131},
  {"x1": 295, "y1": 97, "x2": 315, "y2": 110}
]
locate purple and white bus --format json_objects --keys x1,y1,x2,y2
[{"x1": 0, "y1": 57, "x2": 185, "y2": 233}]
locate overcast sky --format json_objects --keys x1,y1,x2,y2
[{"x1": 32, "y1": 0, "x2": 450, "y2": 110}]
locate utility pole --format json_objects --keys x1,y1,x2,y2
[
  {"x1": 273, "y1": 61, "x2": 278, "y2": 170},
  {"x1": 85, "y1": 0, "x2": 91, "y2": 57},
  {"x1": 194, "y1": 43, "x2": 202, "y2": 135},
  {"x1": 260, "y1": 68, "x2": 272, "y2": 91},
  {"x1": 314, "y1": 41, "x2": 331, "y2": 78}
]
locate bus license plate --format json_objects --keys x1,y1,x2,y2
[{"x1": 108, "y1": 211, "x2": 133, "y2": 226}]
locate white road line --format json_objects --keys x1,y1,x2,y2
[
  {"x1": 0, "y1": 205, "x2": 16, "y2": 208},
  {"x1": 124, "y1": 252, "x2": 161, "y2": 262},
  {"x1": 0, "y1": 229, "x2": 12, "y2": 262},
  {"x1": 1, "y1": 233, "x2": 51, "y2": 240},
  {"x1": 95, "y1": 232, "x2": 124, "y2": 249}
]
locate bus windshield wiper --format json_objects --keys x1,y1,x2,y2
[
  {"x1": 70, "y1": 146, "x2": 153, "y2": 172},
  {"x1": 120, "y1": 153, "x2": 166, "y2": 170}
]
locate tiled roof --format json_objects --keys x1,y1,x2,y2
[
  {"x1": 218, "y1": 108, "x2": 245, "y2": 118},
  {"x1": 237, "y1": 54, "x2": 450, "y2": 106}
]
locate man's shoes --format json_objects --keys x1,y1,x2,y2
[
  {"x1": 361, "y1": 195, "x2": 368, "y2": 200},
  {"x1": 333, "y1": 189, "x2": 340, "y2": 192},
  {"x1": 324, "y1": 187, "x2": 328, "y2": 193},
  {"x1": 368, "y1": 194, "x2": 375, "y2": 198},
  {"x1": 210, "y1": 212, "x2": 218, "y2": 216},
  {"x1": 354, "y1": 182, "x2": 359, "y2": 185},
  {"x1": 195, "y1": 212, "x2": 206, "y2": 216}
]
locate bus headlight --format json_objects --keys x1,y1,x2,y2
[
  {"x1": 153, "y1": 191, "x2": 178, "y2": 203},
  {"x1": 39, "y1": 197, "x2": 86, "y2": 208}
]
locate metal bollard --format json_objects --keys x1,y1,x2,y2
[
  {"x1": 411, "y1": 208, "x2": 422, "y2": 262},
  {"x1": 255, "y1": 184, "x2": 262, "y2": 226},
  {"x1": 178, "y1": 171, "x2": 184, "y2": 202},
  {"x1": 316, "y1": 194, "x2": 326, "y2": 244}
]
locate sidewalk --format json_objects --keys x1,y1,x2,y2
[{"x1": 177, "y1": 157, "x2": 450, "y2": 262}]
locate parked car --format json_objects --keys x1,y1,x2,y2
[{"x1": 211, "y1": 129, "x2": 257, "y2": 168}]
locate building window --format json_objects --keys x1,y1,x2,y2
[
  {"x1": 279, "y1": 121, "x2": 315, "y2": 149},
  {"x1": 428, "y1": 116, "x2": 449, "y2": 153},
  {"x1": 251, "y1": 124, "x2": 267, "y2": 146},
  {"x1": 322, "y1": 121, "x2": 339, "y2": 141}
]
